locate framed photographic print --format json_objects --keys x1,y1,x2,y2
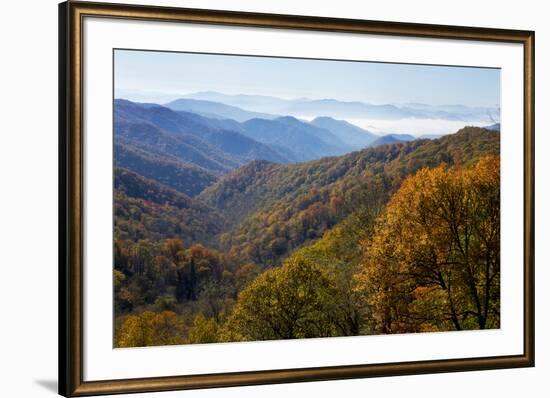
[{"x1": 59, "y1": 1, "x2": 535, "y2": 396}]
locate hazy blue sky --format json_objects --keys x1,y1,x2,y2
[{"x1": 114, "y1": 49, "x2": 500, "y2": 107}]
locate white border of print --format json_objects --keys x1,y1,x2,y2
[{"x1": 82, "y1": 16, "x2": 524, "y2": 382}]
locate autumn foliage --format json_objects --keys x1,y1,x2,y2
[
  {"x1": 355, "y1": 156, "x2": 500, "y2": 333},
  {"x1": 220, "y1": 257, "x2": 339, "y2": 341},
  {"x1": 113, "y1": 128, "x2": 501, "y2": 347}
]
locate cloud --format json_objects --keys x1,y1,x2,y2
[{"x1": 338, "y1": 118, "x2": 487, "y2": 136}]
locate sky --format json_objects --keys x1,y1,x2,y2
[{"x1": 114, "y1": 49, "x2": 500, "y2": 108}]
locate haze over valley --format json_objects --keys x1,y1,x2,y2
[{"x1": 117, "y1": 90, "x2": 499, "y2": 137}]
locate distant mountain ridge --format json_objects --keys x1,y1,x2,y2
[
  {"x1": 182, "y1": 91, "x2": 498, "y2": 122},
  {"x1": 115, "y1": 99, "x2": 293, "y2": 173},
  {"x1": 310, "y1": 117, "x2": 378, "y2": 149},
  {"x1": 164, "y1": 98, "x2": 277, "y2": 122},
  {"x1": 115, "y1": 118, "x2": 238, "y2": 174},
  {"x1": 241, "y1": 116, "x2": 353, "y2": 161},
  {"x1": 165, "y1": 99, "x2": 384, "y2": 154},
  {"x1": 116, "y1": 99, "x2": 385, "y2": 169}
]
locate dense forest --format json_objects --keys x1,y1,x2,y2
[{"x1": 113, "y1": 99, "x2": 500, "y2": 347}]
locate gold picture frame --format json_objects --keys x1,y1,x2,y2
[{"x1": 59, "y1": 1, "x2": 535, "y2": 396}]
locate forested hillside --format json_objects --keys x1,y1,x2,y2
[
  {"x1": 114, "y1": 119, "x2": 500, "y2": 346},
  {"x1": 222, "y1": 155, "x2": 500, "y2": 340},
  {"x1": 114, "y1": 168, "x2": 225, "y2": 245},
  {"x1": 115, "y1": 143, "x2": 217, "y2": 197},
  {"x1": 200, "y1": 127, "x2": 498, "y2": 266}
]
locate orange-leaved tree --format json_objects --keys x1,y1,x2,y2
[{"x1": 355, "y1": 156, "x2": 500, "y2": 334}]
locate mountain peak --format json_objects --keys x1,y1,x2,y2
[
  {"x1": 312, "y1": 116, "x2": 335, "y2": 122},
  {"x1": 276, "y1": 115, "x2": 301, "y2": 123}
]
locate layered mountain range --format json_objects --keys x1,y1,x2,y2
[
  {"x1": 114, "y1": 96, "x2": 500, "y2": 265},
  {"x1": 115, "y1": 98, "x2": 412, "y2": 177},
  {"x1": 169, "y1": 91, "x2": 498, "y2": 122}
]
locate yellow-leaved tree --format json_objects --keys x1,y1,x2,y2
[
  {"x1": 355, "y1": 156, "x2": 500, "y2": 334},
  {"x1": 220, "y1": 257, "x2": 339, "y2": 341},
  {"x1": 187, "y1": 314, "x2": 219, "y2": 344},
  {"x1": 116, "y1": 310, "x2": 186, "y2": 347}
]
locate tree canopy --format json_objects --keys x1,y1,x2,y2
[
  {"x1": 355, "y1": 156, "x2": 500, "y2": 333},
  {"x1": 221, "y1": 256, "x2": 341, "y2": 341}
]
